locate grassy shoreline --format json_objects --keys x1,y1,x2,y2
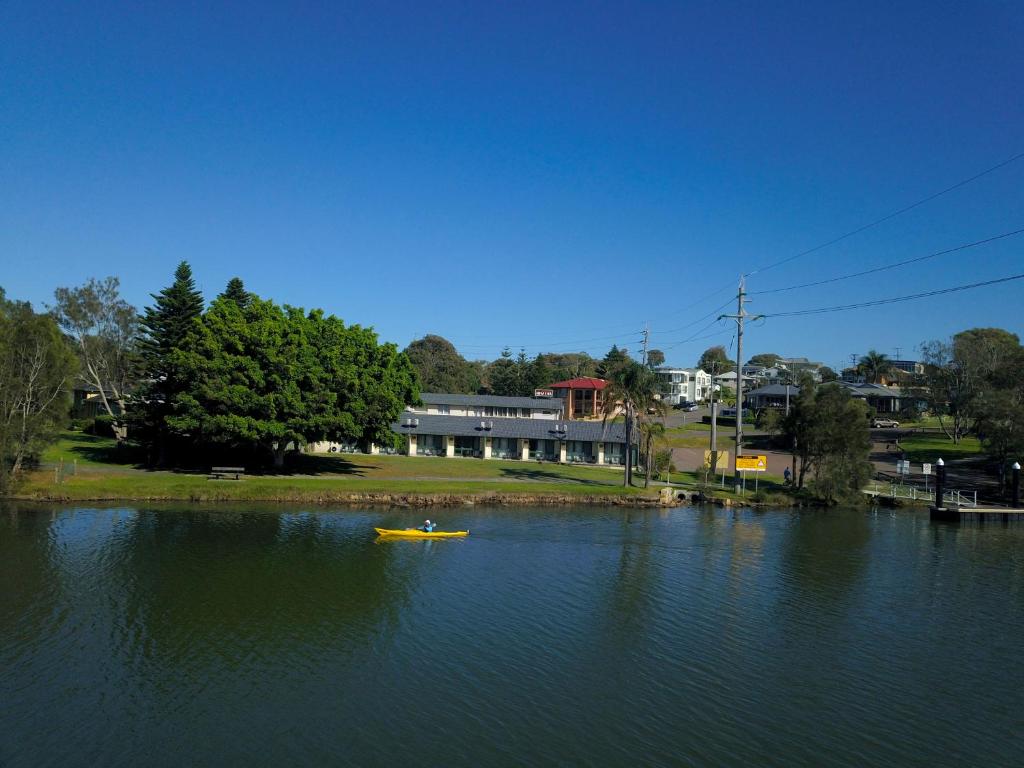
[
  {"x1": 8, "y1": 431, "x2": 811, "y2": 508},
  {"x1": 13, "y1": 431, "x2": 660, "y2": 506}
]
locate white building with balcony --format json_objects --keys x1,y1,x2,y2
[{"x1": 655, "y1": 367, "x2": 712, "y2": 405}]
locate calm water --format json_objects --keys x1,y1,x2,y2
[{"x1": 1, "y1": 503, "x2": 1023, "y2": 767}]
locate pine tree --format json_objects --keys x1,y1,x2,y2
[
  {"x1": 220, "y1": 277, "x2": 249, "y2": 307},
  {"x1": 140, "y1": 262, "x2": 204, "y2": 373},
  {"x1": 137, "y1": 262, "x2": 204, "y2": 464}
]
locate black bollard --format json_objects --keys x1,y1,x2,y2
[
  {"x1": 934, "y1": 459, "x2": 945, "y2": 509},
  {"x1": 1013, "y1": 462, "x2": 1021, "y2": 509}
]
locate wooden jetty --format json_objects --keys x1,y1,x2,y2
[{"x1": 930, "y1": 506, "x2": 1024, "y2": 523}]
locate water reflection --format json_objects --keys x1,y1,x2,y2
[{"x1": 3, "y1": 503, "x2": 1024, "y2": 768}]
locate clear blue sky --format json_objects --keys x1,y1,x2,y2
[{"x1": 3, "y1": 1, "x2": 1022, "y2": 372}]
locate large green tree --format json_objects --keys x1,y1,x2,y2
[
  {"x1": 170, "y1": 295, "x2": 417, "y2": 467},
  {"x1": 597, "y1": 345, "x2": 630, "y2": 378},
  {"x1": 698, "y1": 345, "x2": 735, "y2": 374},
  {"x1": 51, "y1": 277, "x2": 139, "y2": 442},
  {"x1": 0, "y1": 290, "x2": 77, "y2": 487},
  {"x1": 748, "y1": 353, "x2": 781, "y2": 368},
  {"x1": 781, "y1": 378, "x2": 872, "y2": 502},
  {"x1": 487, "y1": 347, "x2": 519, "y2": 396},
  {"x1": 920, "y1": 328, "x2": 1023, "y2": 445},
  {"x1": 534, "y1": 352, "x2": 597, "y2": 382},
  {"x1": 403, "y1": 335, "x2": 478, "y2": 394},
  {"x1": 137, "y1": 262, "x2": 205, "y2": 464}
]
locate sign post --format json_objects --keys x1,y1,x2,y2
[
  {"x1": 735, "y1": 455, "x2": 767, "y2": 494},
  {"x1": 922, "y1": 462, "x2": 931, "y2": 492}
]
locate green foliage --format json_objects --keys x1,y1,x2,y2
[
  {"x1": 646, "y1": 349, "x2": 665, "y2": 368},
  {"x1": 698, "y1": 345, "x2": 735, "y2": 374},
  {"x1": 756, "y1": 407, "x2": 782, "y2": 435},
  {"x1": 404, "y1": 334, "x2": 479, "y2": 394},
  {"x1": 220, "y1": 277, "x2": 250, "y2": 307},
  {"x1": 137, "y1": 262, "x2": 205, "y2": 462},
  {"x1": 139, "y1": 262, "x2": 204, "y2": 368},
  {"x1": 857, "y1": 350, "x2": 892, "y2": 384},
  {"x1": 533, "y1": 352, "x2": 597, "y2": 382},
  {"x1": 748, "y1": 353, "x2": 781, "y2": 368},
  {"x1": 602, "y1": 361, "x2": 664, "y2": 487},
  {"x1": 782, "y1": 379, "x2": 872, "y2": 503},
  {"x1": 0, "y1": 290, "x2": 77, "y2": 488},
  {"x1": 819, "y1": 366, "x2": 839, "y2": 382},
  {"x1": 92, "y1": 414, "x2": 115, "y2": 437},
  {"x1": 169, "y1": 296, "x2": 417, "y2": 467},
  {"x1": 51, "y1": 276, "x2": 139, "y2": 440},
  {"x1": 921, "y1": 327, "x2": 1024, "y2": 448},
  {"x1": 653, "y1": 448, "x2": 675, "y2": 475},
  {"x1": 596, "y1": 344, "x2": 630, "y2": 378}
]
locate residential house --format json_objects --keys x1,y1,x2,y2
[
  {"x1": 743, "y1": 383, "x2": 800, "y2": 411},
  {"x1": 72, "y1": 384, "x2": 123, "y2": 419},
  {"x1": 840, "y1": 382, "x2": 904, "y2": 414},
  {"x1": 656, "y1": 367, "x2": 712, "y2": 404}
]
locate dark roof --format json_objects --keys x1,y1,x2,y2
[
  {"x1": 840, "y1": 382, "x2": 900, "y2": 398},
  {"x1": 548, "y1": 377, "x2": 607, "y2": 390},
  {"x1": 392, "y1": 412, "x2": 627, "y2": 443},
  {"x1": 419, "y1": 392, "x2": 562, "y2": 409},
  {"x1": 745, "y1": 384, "x2": 800, "y2": 397}
]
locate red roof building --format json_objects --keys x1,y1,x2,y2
[{"x1": 548, "y1": 377, "x2": 608, "y2": 420}]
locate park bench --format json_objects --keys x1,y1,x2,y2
[{"x1": 210, "y1": 466, "x2": 246, "y2": 480}]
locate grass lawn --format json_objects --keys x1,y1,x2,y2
[
  {"x1": 41, "y1": 430, "x2": 142, "y2": 467},
  {"x1": 662, "y1": 423, "x2": 733, "y2": 450},
  {"x1": 20, "y1": 431, "x2": 653, "y2": 502},
  {"x1": 897, "y1": 432, "x2": 983, "y2": 464}
]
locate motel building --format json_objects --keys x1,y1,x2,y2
[{"x1": 310, "y1": 392, "x2": 635, "y2": 467}]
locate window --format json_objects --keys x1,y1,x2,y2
[{"x1": 436, "y1": 405, "x2": 450, "y2": 415}]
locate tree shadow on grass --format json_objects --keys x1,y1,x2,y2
[
  {"x1": 57, "y1": 432, "x2": 145, "y2": 467},
  {"x1": 497, "y1": 466, "x2": 616, "y2": 487},
  {"x1": 270, "y1": 453, "x2": 368, "y2": 477}
]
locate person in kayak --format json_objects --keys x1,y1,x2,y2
[{"x1": 421, "y1": 519, "x2": 435, "y2": 532}]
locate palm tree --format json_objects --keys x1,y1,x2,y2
[
  {"x1": 858, "y1": 350, "x2": 893, "y2": 384},
  {"x1": 640, "y1": 421, "x2": 667, "y2": 489},
  {"x1": 602, "y1": 361, "x2": 665, "y2": 487}
]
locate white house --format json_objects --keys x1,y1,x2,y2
[{"x1": 656, "y1": 367, "x2": 712, "y2": 404}]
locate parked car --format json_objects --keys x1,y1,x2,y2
[
  {"x1": 672, "y1": 401, "x2": 698, "y2": 411},
  {"x1": 872, "y1": 418, "x2": 900, "y2": 428}
]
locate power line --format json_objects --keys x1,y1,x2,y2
[
  {"x1": 746, "y1": 150, "x2": 1024, "y2": 277},
  {"x1": 751, "y1": 226, "x2": 1024, "y2": 295},
  {"x1": 761, "y1": 272, "x2": 1024, "y2": 318}
]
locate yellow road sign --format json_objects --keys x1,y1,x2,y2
[
  {"x1": 703, "y1": 450, "x2": 728, "y2": 470},
  {"x1": 735, "y1": 454, "x2": 768, "y2": 472}
]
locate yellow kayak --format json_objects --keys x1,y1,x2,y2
[{"x1": 374, "y1": 527, "x2": 469, "y2": 538}]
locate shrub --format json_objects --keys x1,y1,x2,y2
[{"x1": 91, "y1": 414, "x2": 115, "y2": 437}]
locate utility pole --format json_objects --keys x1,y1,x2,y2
[
  {"x1": 719, "y1": 276, "x2": 763, "y2": 492},
  {"x1": 893, "y1": 346, "x2": 902, "y2": 361},
  {"x1": 709, "y1": 362, "x2": 718, "y2": 484},
  {"x1": 641, "y1": 323, "x2": 650, "y2": 366}
]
